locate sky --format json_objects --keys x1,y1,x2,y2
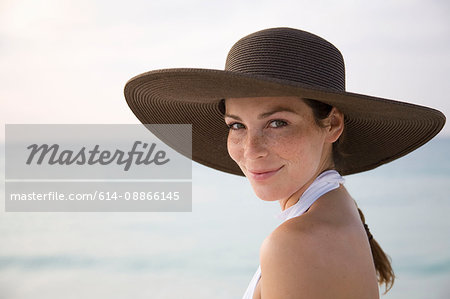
[{"x1": 1, "y1": 0, "x2": 450, "y2": 140}]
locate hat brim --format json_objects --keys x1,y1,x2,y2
[{"x1": 124, "y1": 68, "x2": 446, "y2": 176}]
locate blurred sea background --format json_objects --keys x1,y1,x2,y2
[{"x1": 0, "y1": 137, "x2": 449, "y2": 299}]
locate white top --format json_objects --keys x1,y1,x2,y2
[{"x1": 241, "y1": 170, "x2": 345, "y2": 299}]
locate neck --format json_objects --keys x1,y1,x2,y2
[
  {"x1": 280, "y1": 150, "x2": 336, "y2": 211},
  {"x1": 278, "y1": 167, "x2": 337, "y2": 212},
  {"x1": 276, "y1": 169, "x2": 344, "y2": 223}
]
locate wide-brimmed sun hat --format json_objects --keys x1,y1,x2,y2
[{"x1": 124, "y1": 27, "x2": 445, "y2": 176}]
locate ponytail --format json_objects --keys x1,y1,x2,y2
[{"x1": 355, "y1": 203, "x2": 395, "y2": 294}]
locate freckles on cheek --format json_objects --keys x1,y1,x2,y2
[
  {"x1": 227, "y1": 136, "x2": 241, "y2": 163},
  {"x1": 276, "y1": 134, "x2": 305, "y2": 157},
  {"x1": 277, "y1": 136, "x2": 319, "y2": 171}
]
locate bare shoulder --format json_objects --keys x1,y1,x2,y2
[
  {"x1": 259, "y1": 217, "x2": 378, "y2": 299},
  {"x1": 259, "y1": 219, "x2": 339, "y2": 298}
]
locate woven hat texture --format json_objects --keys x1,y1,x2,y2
[{"x1": 124, "y1": 27, "x2": 446, "y2": 176}]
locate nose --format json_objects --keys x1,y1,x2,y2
[{"x1": 244, "y1": 129, "x2": 268, "y2": 160}]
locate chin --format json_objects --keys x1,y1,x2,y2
[{"x1": 251, "y1": 185, "x2": 284, "y2": 202}]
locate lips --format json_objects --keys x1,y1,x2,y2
[{"x1": 247, "y1": 166, "x2": 283, "y2": 181}]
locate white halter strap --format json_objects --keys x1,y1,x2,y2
[{"x1": 276, "y1": 169, "x2": 345, "y2": 222}]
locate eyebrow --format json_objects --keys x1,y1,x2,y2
[{"x1": 224, "y1": 106, "x2": 299, "y2": 121}]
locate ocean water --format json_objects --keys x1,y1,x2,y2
[{"x1": 0, "y1": 138, "x2": 449, "y2": 298}]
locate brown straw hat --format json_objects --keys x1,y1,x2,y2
[{"x1": 124, "y1": 27, "x2": 446, "y2": 176}]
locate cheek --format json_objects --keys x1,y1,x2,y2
[
  {"x1": 269, "y1": 129, "x2": 309, "y2": 156},
  {"x1": 227, "y1": 134, "x2": 242, "y2": 163},
  {"x1": 280, "y1": 131, "x2": 325, "y2": 167}
]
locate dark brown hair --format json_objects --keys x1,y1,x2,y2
[{"x1": 303, "y1": 98, "x2": 395, "y2": 294}]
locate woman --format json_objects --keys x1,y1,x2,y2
[
  {"x1": 224, "y1": 96, "x2": 379, "y2": 298},
  {"x1": 124, "y1": 27, "x2": 445, "y2": 298}
]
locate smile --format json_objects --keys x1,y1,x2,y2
[{"x1": 247, "y1": 166, "x2": 283, "y2": 181}]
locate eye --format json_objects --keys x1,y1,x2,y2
[
  {"x1": 269, "y1": 120, "x2": 288, "y2": 128},
  {"x1": 227, "y1": 122, "x2": 245, "y2": 130}
]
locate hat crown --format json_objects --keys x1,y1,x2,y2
[{"x1": 225, "y1": 27, "x2": 346, "y2": 91}]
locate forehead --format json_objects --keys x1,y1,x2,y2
[{"x1": 224, "y1": 96, "x2": 311, "y2": 114}]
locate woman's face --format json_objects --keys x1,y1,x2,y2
[{"x1": 224, "y1": 96, "x2": 336, "y2": 203}]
